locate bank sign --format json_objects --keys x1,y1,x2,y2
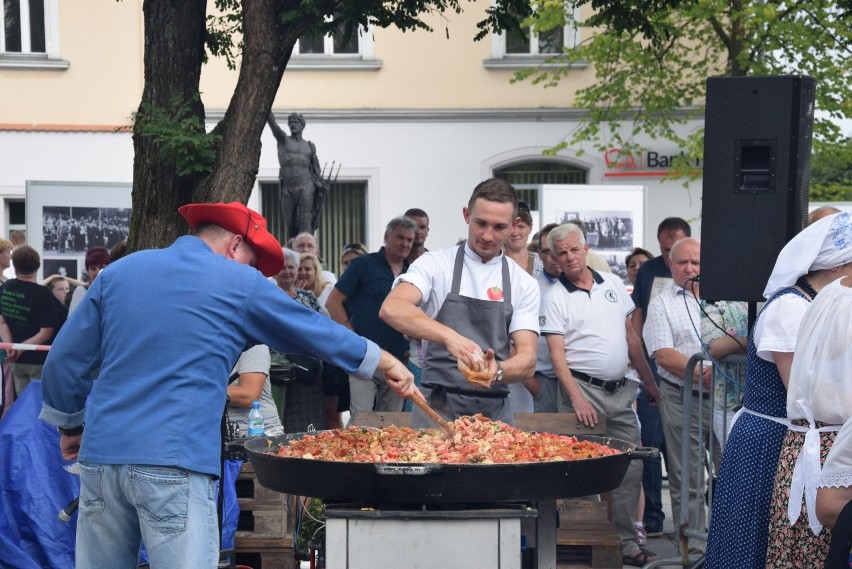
[{"x1": 602, "y1": 148, "x2": 702, "y2": 178}]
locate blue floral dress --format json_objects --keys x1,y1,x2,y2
[{"x1": 704, "y1": 287, "x2": 809, "y2": 569}]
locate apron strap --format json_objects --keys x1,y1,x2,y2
[
  {"x1": 501, "y1": 254, "x2": 511, "y2": 303},
  {"x1": 735, "y1": 405, "x2": 842, "y2": 536},
  {"x1": 451, "y1": 246, "x2": 465, "y2": 294},
  {"x1": 787, "y1": 399, "x2": 842, "y2": 536}
]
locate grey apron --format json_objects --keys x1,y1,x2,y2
[{"x1": 413, "y1": 246, "x2": 514, "y2": 428}]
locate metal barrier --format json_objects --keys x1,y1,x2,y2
[{"x1": 646, "y1": 353, "x2": 746, "y2": 569}]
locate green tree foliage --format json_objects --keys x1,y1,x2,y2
[
  {"x1": 512, "y1": 0, "x2": 852, "y2": 183},
  {"x1": 129, "y1": 0, "x2": 533, "y2": 250},
  {"x1": 810, "y1": 138, "x2": 852, "y2": 201},
  {"x1": 134, "y1": 95, "x2": 222, "y2": 176}
]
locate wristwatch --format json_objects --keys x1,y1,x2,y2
[
  {"x1": 58, "y1": 424, "x2": 84, "y2": 437},
  {"x1": 494, "y1": 362, "x2": 504, "y2": 384}
]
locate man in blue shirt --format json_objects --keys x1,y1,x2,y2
[
  {"x1": 39, "y1": 202, "x2": 415, "y2": 569},
  {"x1": 326, "y1": 216, "x2": 415, "y2": 417}
]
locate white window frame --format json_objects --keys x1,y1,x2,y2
[
  {"x1": 484, "y1": 4, "x2": 587, "y2": 70},
  {"x1": 289, "y1": 21, "x2": 380, "y2": 71},
  {"x1": 0, "y1": 0, "x2": 67, "y2": 69}
]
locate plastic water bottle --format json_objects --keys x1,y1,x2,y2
[{"x1": 247, "y1": 401, "x2": 264, "y2": 438}]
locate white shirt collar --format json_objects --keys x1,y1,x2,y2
[{"x1": 463, "y1": 242, "x2": 504, "y2": 266}]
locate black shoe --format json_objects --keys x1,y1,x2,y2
[{"x1": 645, "y1": 526, "x2": 664, "y2": 537}]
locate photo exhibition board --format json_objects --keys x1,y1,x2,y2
[{"x1": 26, "y1": 181, "x2": 132, "y2": 282}]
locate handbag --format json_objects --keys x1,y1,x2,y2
[{"x1": 286, "y1": 353, "x2": 323, "y2": 384}]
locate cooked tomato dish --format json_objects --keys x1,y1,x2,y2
[{"x1": 271, "y1": 414, "x2": 620, "y2": 464}]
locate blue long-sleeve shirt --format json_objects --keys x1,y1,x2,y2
[{"x1": 40, "y1": 236, "x2": 380, "y2": 476}]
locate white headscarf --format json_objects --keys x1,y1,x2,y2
[{"x1": 763, "y1": 212, "x2": 852, "y2": 299}]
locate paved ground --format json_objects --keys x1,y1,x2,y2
[{"x1": 640, "y1": 478, "x2": 683, "y2": 566}]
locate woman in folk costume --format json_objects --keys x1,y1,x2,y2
[
  {"x1": 706, "y1": 212, "x2": 852, "y2": 568},
  {"x1": 764, "y1": 273, "x2": 852, "y2": 567}
]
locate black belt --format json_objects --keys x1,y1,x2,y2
[
  {"x1": 660, "y1": 377, "x2": 708, "y2": 398},
  {"x1": 422, "y1": 383, "x2": 508, "y2": 399},
  {"x1": 572, "y1": 370, "x2": 626, "y2": 393}
]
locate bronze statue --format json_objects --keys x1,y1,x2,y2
[{"x1": 268, "y1": 112, "x2": 329, "y2": 241}]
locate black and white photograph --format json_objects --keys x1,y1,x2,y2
[
  {"x1": 42, "y1": 205, "x2": 131, "y2": 255},
  {"x1": 42, "y1": 258, "x2": 79, "y2": 282},
  {"x1": 557, "y1": 209, "x2": 634, "y2": 251}
]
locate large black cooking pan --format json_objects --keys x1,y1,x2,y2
[{"x1": 243, "y1": 431, "x2": 657, "y2": 503}]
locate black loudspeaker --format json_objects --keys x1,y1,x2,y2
[{"x1": 700, "y1": 75, "x2": 815, "y2": 302}]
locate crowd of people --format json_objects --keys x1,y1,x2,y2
[
  {"x1": 1, "y1": 234, "x2": 127, "y2": 416},
  {"x1": 1, "y1": 184, "x2": 849, "y2": 568}
]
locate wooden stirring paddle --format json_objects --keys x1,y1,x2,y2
[{"x1": 410, "y1": 393, "x2": 454, "y2": 436}]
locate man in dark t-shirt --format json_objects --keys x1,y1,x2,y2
[
  {"x1": 0, "y1": 245, "x2": 62, "y2": 396},
  {"x1": 326, "y1": 216, "x2": 415, "y2": 418}
]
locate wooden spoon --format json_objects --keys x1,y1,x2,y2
[{"x1": 410, "y1": 393, "x2": 454, "y2": 436}]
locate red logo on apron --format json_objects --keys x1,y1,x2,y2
[{"x1": 486, "y1": 286, "x2": 503, "y2": 301}]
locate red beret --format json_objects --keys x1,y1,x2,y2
[{"x1": 178, "y1": 202, "x2": 284, "y2": 277}]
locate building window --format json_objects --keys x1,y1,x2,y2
[
  {"x1": 0, "y1": 0, "x2": 67, "y2": 69},
  {"x1": 484, "y1": 4, "x2": 585, "y2": 70},
  {"x1": 495, "y1": 161, "x2": 588, "y2": 211},
  {"x1": 297, "y1": 30, "x2": 358, "y2": 56},
  {"x1": 504, "y1": 18, "x2": 566, "y2": 56},
  {"x1": 289, "y1": 22, "x2": 381, "y2": 71},
  {"x1": 5, "y1": 199, "x2": 25, "y2": 239},
  {"x1": 260, "y1": 180, "x2": 367, "y2": 276}
]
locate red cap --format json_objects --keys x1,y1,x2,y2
[{"x1": 178, "y1": 202, "x2": 284, "y2": 277}]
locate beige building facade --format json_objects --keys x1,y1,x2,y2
[{"x1": 0, "y1": 0, "x2": 704, "y2": 278}]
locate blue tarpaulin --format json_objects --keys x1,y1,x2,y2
[
  {"x1": 0, "y1": 381, "x2": 241, "y2": 568},
  {"x1": 0, "y1": 381, "x2": 78, "y2": 569}
]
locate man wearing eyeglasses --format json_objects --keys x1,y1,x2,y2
[
  {"x1": 380, "y1": 179, "x2": 540, "y2": 427},
  {"x1": 291, "y1": 231, "x2": 336, "y2": 284},
  {"x1": 525, "y1": 222, "x2": 562, "y2": 412}
]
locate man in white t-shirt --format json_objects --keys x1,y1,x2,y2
[
  {"x1": 380, "y1": 178, "x2": 539, "y2": 427},
  {"x1": 540, "y1": 222, "x2": 658, "y2": 567}
]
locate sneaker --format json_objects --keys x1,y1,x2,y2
[
  {"x1": 634, "y1": 523, "x2": 647, "y2": 546},
  {"x1": 644, "y1": 525, "x2": 664, "y2": 537}
]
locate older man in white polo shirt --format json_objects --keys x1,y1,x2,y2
[{"x1": 541, "y1": 222, "x2": 659, "y2": 567}]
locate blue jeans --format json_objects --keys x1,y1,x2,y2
[
  {"x1": 76, "y1": 463, "x2": 219, "y2": 569},
  {"x1": 637, "y1": 389, "x2": 667, "y2": 530},
  {"x1": 402, "y1": 360, "x2": 423, "y2": 412}
]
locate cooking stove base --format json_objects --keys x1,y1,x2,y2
[{"x1": 324, "y1": 501, "x2": 558, "y2": 569}]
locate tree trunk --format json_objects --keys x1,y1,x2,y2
[
  {"x1": 129, "y1": 0, "x2": 207, "y2": 252},
  {"x1": 194, "y1": 0, "x2": 305, "y2": 205},
  {"x1": 728, "y1": 0, "x2": 747, "y2": 77},
  {"x1": 130, "y1": 0, "x2": 315, "y2": 251}
]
